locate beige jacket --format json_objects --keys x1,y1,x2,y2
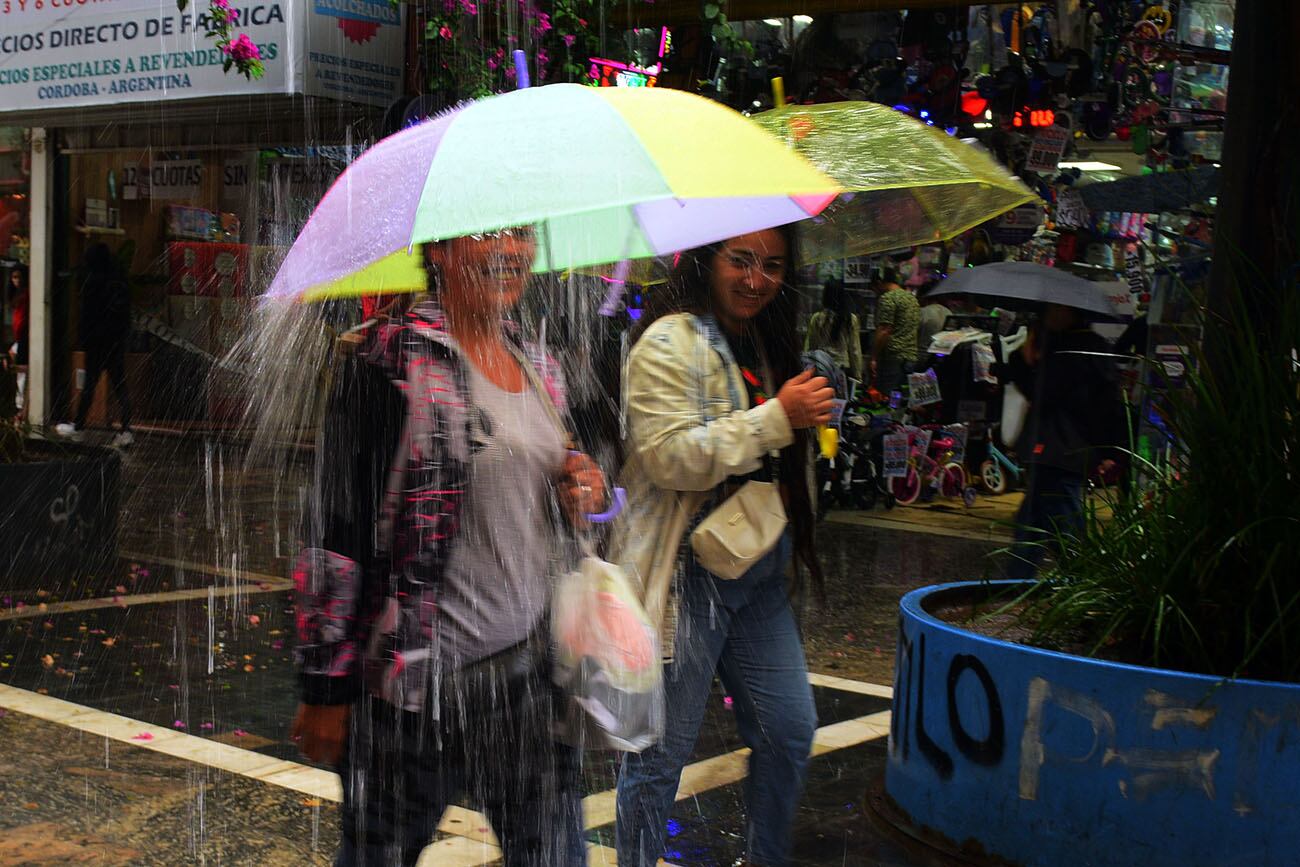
[{"x1": 606, "y1": 313, "x2": 794, "y2": 657}]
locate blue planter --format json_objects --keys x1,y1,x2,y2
[{"x1": 885, "y1": 581, "x2": 1300, "y2": 867}]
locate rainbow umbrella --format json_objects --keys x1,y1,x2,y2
[
  {"x1": 752, "y1": 101, "x2": 1035, "y2": 263},
  {"x1": 266, "y1": 84, "x2": 839, "y2": 302}
]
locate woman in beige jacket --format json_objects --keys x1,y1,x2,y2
[{"x1": 611, "y1": 226, "x2": 833, "y2": 867}]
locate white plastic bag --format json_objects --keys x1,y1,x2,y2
[{"x1": 551, "y1": 555, "x2": 664, "y2": 752}]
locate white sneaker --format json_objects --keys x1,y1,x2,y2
[
  {"x1": 54, "y1": 423, "x2": 82, "y2": 440},
  {"x1": 112, "y1": 430, "x2": 135, "y2": 448}
]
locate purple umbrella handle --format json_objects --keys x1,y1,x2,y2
[
  {"x1": 586, "y1": 487, "x2": 627, "y2": 523},
  {"x1": 514, "y1": 51, "x2": 531, "y2": 88}
]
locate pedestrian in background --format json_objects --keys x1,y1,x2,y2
[
  {"x1": 611, "y1": 226, "x2": 832, "y2": 867},
  {"x1": 804, "y1": 276, "x2": 864, "y2": 384},
  {"x1": 996, "y1": 303, "x2": 1125, "y2": 578},
  {"x1": 56, "y1": 243, "x2": 133, "y2": 447},
  {"x1": 869, "y1": 266, "x2": 920, "y2": 396},
  {"x1": 916, "y1": 281, "x2": 952, "y2": 358}
]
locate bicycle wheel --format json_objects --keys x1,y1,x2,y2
[
  {"x1": 980, "y1": 459, "x2": 1007, "y2": 495},
  {"x1": 941, "y1": 462, "x2": 967, "y2": 498},
  {"x1": 891, "y1": 467, "x2": 922, "y2": 506}
]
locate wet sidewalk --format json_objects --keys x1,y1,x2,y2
[{"x1": 0, "y1": 432, "x2": 1004, "y2": 865}]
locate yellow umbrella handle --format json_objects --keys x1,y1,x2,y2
[{"x1": 771, "y1": 77, "x2": 786, "y2": 108}]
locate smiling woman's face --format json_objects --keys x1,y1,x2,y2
[
  {"x1": 708, "y1": 229, "x2": 789, "y2": 334},
  {"x1": 427, "y1": 227, "x2": 537, "y2": 320}
]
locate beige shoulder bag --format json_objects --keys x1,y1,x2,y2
[{"x1": 689, "y1": 474, "x2": 787, "y2": 580}]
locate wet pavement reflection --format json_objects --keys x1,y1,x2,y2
[{"x1": 0, "y1": 433, "x2": 998, "y2": 865}]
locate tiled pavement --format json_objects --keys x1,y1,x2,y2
[{"x1": 0, "y1": 432, "x2": 1005, "y2": 865}]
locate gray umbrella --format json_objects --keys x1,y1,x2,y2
[{"x1": 929, "y1": 261, "x2": 1125, "y2": 319}]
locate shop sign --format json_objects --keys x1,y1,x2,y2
[
  {"x1": 882, "y1": 433, "x2": 909, "y2": 479},
  {"x1": 304, "y1": 0, "x2": 405, "y2": 107},
  {"x1": 1025, "y1": 124, "x2": 1070, "y2": 173},
  {"x1": 988, "y1": 203, "x2": 1042, "y2": 245},
  {"x1": 0, "y1": 0, "x2": 402, "y2": 113},
  {"x1": 222, "y1": 159, "x2": 251, "y2": 202},
  {"x1": 142, "y1": 158, "x2": 203, "y2": 200}
]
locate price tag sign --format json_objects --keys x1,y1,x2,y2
[
  {"x1": 907, "y1": 369, "x2": 942, "y2": 408},
  {"x1": 1025, "y1": 124, "x2": 1070, "y2": 173},
  {"x1": 882, "y1": 433, "x2": 909, "y2": 479}
]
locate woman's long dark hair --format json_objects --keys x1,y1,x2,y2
[
  {"x1": 635, "y1": 224, "x2": 824, "y2": 603},
  {"x1": 822, "y1": 277, "x2": 851, "y2": 342}
]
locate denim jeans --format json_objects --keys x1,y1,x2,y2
[
  {"x1": 616, "y1": 533, "x2": 817, "y2": 866},
  {"x1": 335, "y1": 657, "x2": 585, "y2": 867},
  {"x1": 1008, "y1": 464, "x2": 1086, "y2": 580}
]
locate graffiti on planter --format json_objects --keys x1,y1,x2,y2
[
  {"x1": 891, "y1": 620, "x2": 1005, "y2": 781},
  {"x1": 1019, "y1": 677, "x2": 1220, "y2": 801},
  {"x1": 893, "y1": 622, "x2": 1252, "y2": 803},
  {"x1": 29, "y1": 482, "x2": 95, "y2": 563}
]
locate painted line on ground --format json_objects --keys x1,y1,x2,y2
[
  {"x1": 807, "y1": 672, "x2": 893, "y2": 699},
  {"x1": 119, "y1": 552, "x2": 288, "y2": 587},
  {"x1": 0, "y1": 683, "x2": 889, "y2": 865},
  {"x1": 0, "y1": 580, "x2": 294, "y2": 622}
]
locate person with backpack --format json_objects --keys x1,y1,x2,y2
[
  {"x1": 291, "y1": 227, "x2": 604, "y2": 867},
  {"x1": 610, "y1": 226, "x2": 833, "y2": 867},
  {"x1": 804, "y1": 277, "x2": 863, "y2": 384},
  {"x1": 56, "y1": 243, "x2": 134, "y2": 446}
]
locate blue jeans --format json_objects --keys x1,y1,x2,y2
[
  {"x1": 616, "y1": 534, "x2": 816, "y2": 866},
  {"x1": 1008, "y1": 464, "x2": 1086, "y2": 580}
]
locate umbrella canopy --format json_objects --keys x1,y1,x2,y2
[
  {"x1": 751, "y1": 101, "x2": 1035, "y2": 264},
  {"x1": 1076, "y1": 165, "x2": 1218, "y2": 214},
  {"x1": 928, "y1": 261, "x2": 1125, "y2": 320},
  {"x1": 266, "y1": 84, "x2": 840, "y2": 301}
]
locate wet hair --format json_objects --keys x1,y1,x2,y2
[
  {"x1": 821, "y1": 277, "x2": 851, "y2": 341},
  {"x1": 876, "y1": 265, "x2": 899, "y2": 287},
  {"x1": 635, "y1": 224, "x2": 824, "y2": 604}
]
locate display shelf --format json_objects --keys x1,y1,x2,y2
[{"x1": 75, "y1": 225, "x2": 127, "y2": 236}]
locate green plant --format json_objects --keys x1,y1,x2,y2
[
  {"x1": 421, "y1": 0, "x2": 614, "y2": 102},
  {"x1": 701, "y1": 2, "x2": 752, "y2": 61},
  {"x1": 1007, "y1": 270, "x2": 1300, "y2": 683},
  {"x1": 176, "y1": 0, "x2": 266, "y2": 80}
]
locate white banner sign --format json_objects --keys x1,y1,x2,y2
[
  {"x1": 305, "y1": 0, "x2": 405, "y2": 106},
  {"x1": 0, "y1": 0, "x2": 403, "y2": 112}
]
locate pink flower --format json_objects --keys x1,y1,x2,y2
[
  {"x1": 487, "y1": 56, "x2": 499, "y2": 70},
  {"x1": 578, "y1": 17, "x2": 587, "y2": 26},
  {"x1": 534, "y1": 12, "x2": 552, "y2": 32},
  {"x1": 211, "y1": 0, "x2": 229, "y2": 8},
  {"x1": 459, "y1": 0, "x2": 477, "y2": 13},
  {"x1": 439, "y1": 25, "x2": 452, "y2": 39},
  {"x1": 222, "y1": 33, "x2": 261, "y2": 62},
  {"x1": 563, "y1": 33, "x2": 576, "y2": 48}
]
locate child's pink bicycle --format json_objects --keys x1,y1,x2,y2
[{"x1": 888, "y1": 425, "x2": 976, "y2": 507}]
